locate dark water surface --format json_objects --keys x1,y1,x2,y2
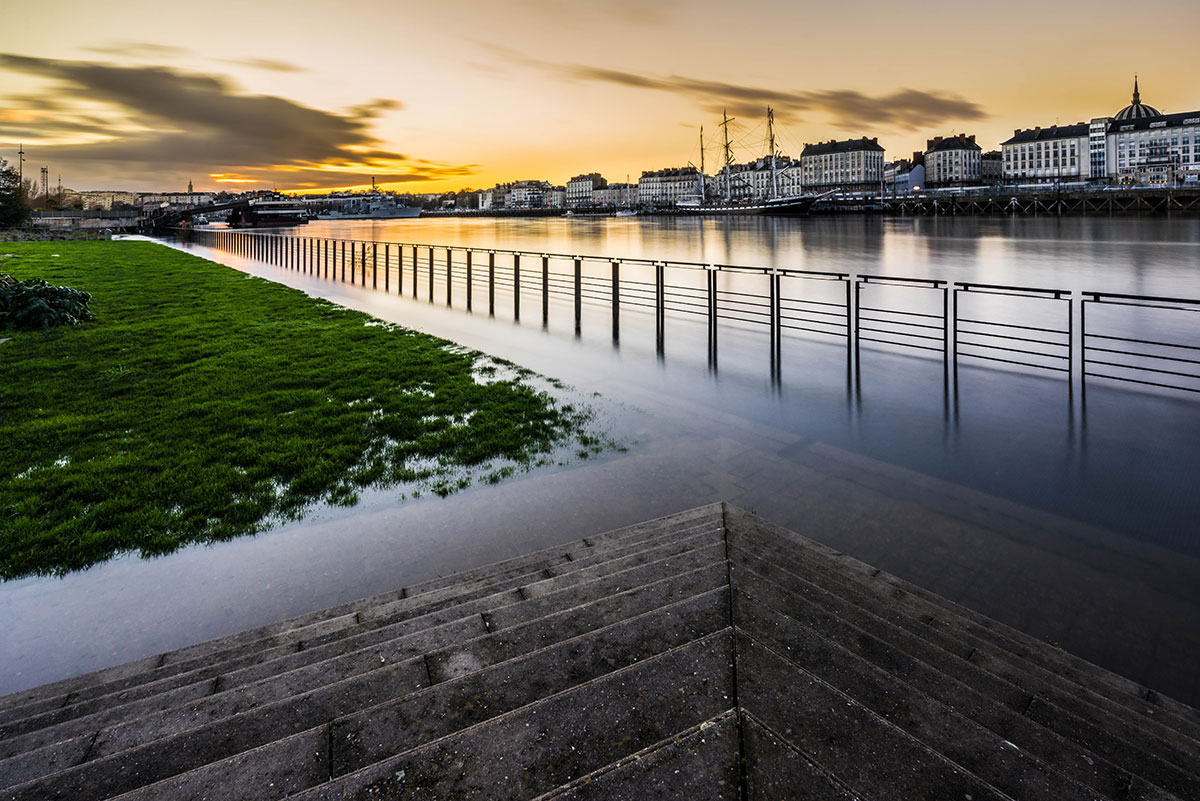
[{"x1": 3, "y1": 216, "x2": 1198, "y2": 705}]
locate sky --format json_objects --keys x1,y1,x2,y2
[{"x1": 1, "y1": 0, "x2": 1197, "y2": 194}]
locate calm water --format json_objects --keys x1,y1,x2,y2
[{"x1": 3, "y1": 216, "x2": 1199, "y2": 705}]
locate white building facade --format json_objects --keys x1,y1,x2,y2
[
  {"x1": 924, "y1": 134, "x2": 982, "y2": 186},
  {"x1": 638, "y1": 167, "x2": 703, "y2": 207},
  {"x1": 800, "y1": 138, "x2": 885, "y2": 193}
]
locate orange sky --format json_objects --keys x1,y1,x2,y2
[{"x1": 2, "y1": 0, "x2": 1197, "y2": 193}]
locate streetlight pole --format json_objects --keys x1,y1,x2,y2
[{"x1": 17, "y1": 143, "x2": 24, "y2": 188}]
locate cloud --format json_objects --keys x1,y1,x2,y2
[
  {"x1": 219, "y1": 57, "x2": 307, "y2": 74},
  {"x1": 83, "y1": 42, "x2": 193, "y2": 58},
  {"x1": 0, "y1": 54, "x2": 470, "y2": 190},
  {"x1": 492, "y1": 48, "x2": 986, "y2": 132}
]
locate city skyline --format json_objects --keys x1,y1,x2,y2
[{"x1": 2, "y1": 0, "x2": 1197, "y2": 193}]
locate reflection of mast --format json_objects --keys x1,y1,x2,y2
[
  {"x1": 721, "y1": 110, "x2": 733, "y2": 202},
  {"x1": 767, "y1": 107, "x2": 778, "y2": 199}
]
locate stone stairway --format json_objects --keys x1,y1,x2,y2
[{"x1": 1, "y1": 503, "x2": 1196, "y2": 800}]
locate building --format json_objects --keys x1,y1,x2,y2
[
  {"x1": 566, "y1": 174, "x2": 607, "y2": 207},
  {"x1": 884, "y1": 154, "x2": 925, "y2": 195},
  {"x1": 77, "y1": 191, "x2": 138, "y2": 210},
  {"x1": 924, "y1": 134, "x2": 982, "y2": 187},
  {"x1": 1104, "y1": 79, "x2": 1200, "y2": 186},
  {"x1": 981, "y1": 152, "x2": 1003, "y2": 184},
  {"x1": 637, "y1": 167, "x2": 703, "y2": 207},
  {"x1": 593, "y1": 183, "x2": 635, "y2": 207},
  {"x1": 140, "y1": 192, "x2": 214, "y2": 208},
  {"x1": 800, "y1": 137, "x2": 885, "y2": 193},
  {"x1": 723, "y1": 155, "x2": 803, "y2": 201},
  {"x1": 1004, "y1": 79, "x2": 1200, "y2": 186},
  {"x1": 546, "y1": 186, "x2": 566, "y2": 208},
  {"x1": 1001, "y1": 124, "x2": 1089, "y2": 183}
]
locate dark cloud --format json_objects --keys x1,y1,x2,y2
[
  {"x1": 219, "y1": 57, "x2": 307, "y2": 74},
  {"x1": 0, "y1": 54, "x2": 469, "y2": 190},
  {"x1": 495, "y1": 49, "x2": 986, "y2": 132}
]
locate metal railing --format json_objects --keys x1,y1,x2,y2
[{"x1": 181, "y1": 228, "x2": 1200, "y2": 401}]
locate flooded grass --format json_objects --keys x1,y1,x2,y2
[{"x1": 0, "y1": 241, "x2": 609, "y2": 580}]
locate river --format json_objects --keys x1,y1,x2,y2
[{"x1": 3, "y1": 215, "x2": 1198, "y2": 706}]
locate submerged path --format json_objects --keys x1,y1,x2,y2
[{"x1": 1, "y1": 504, "x2": 1197, "y2": 799}]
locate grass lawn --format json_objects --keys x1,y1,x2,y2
[{"x1": 0, "y1": 241, "x2": 605, "y2": 580}]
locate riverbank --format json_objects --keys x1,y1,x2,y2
[{"x1": 0, "y1": 241, "x2": 603, "y2": 580}]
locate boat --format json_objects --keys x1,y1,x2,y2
[
  {"x1": 614, "y1": 209, "x2": 637, "y2": 217},
  {"x1": 192, "y1": 214, "x2": 209, "y2": 225},
  {"x1": 316, "y1": 193, "x2": 421, "y2": 220},
  {"x1": 675, "y1": 108, "x2": 822, "y2": 216},
  {"x1": 227, "y1": 199, "x2": 309, "y2": 228}
]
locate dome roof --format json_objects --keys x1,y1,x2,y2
[{"x1": 1115, "y1": 77, "x2": 1161, "y2": 120}]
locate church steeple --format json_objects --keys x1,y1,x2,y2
[
  {"x1": 188, "y1": 179, "x2": 194, "y2": 194},
  {"x1": 1132, "y1": 74, "x2": 1140, "y2": 105}
]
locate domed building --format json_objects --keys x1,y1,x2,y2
[
  {"x1": 1002, "y1": 77, "x2": 1199, "y2": 187},
  {"x1": 1113, "y1": 77, "x2": 1162, "y2": 121}
]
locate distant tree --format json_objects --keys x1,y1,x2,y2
[{"x1": 0, "y1": 159, "x2": 32, "y2": 227}]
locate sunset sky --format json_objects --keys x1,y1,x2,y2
[{"x1": 2, "y1": 0, "x2": 1197, "y2": 193}]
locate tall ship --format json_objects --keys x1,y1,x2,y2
[
  {"x1": 674, "y1": 108, "x2": 823, "y2": 216},
  {"x1": 227, "y1": 199, "x2": 309, "y2": 228}
]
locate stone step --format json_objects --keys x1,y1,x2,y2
[
  {"x1": 0, "y1": 519, "x2": 721, "y2": 738},
  {"x1": 735, "y1": 590, "x2": 1156, "y2": 801},
  {"x1": 104, "y1": 587, "x2": 731, "y2": 801},
  {"x1": 735, "y1": 633, "x2": 1013, "y2": 801},
  {"x1": 731, "y1": 552, "x2": 1193, "y2": 801},
  {"x1": 727, "y1": 504, "x2": 1200, "y2": 739},
  {"x1": 740, "y1": 713, "x2": 862, "y2": 801},
  {"x1": 730, "y1": 515, "x2": 1200, "y2": 765},
  {"x1": 530, "y1": 711, "x2": 740, "y2": 801},
  {"x1": 404, "y1": 503, "x2": 724, "y2": 597},
  {"x1": 0, "y1": 564, "x2": 728, "y2": 798},
  {"x1": 0, "y1": 505, "x2": 721, "y2": 719},
  {"x1": 283, "y1": 632, "x2": 734, "y2": 801}
]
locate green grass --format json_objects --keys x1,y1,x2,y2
[{"x1": 0, "y1": 241, "x2": 603, "y2": 580}]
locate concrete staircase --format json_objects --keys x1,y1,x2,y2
[{"x1": 1, "y1": 503, "x2": 1197, "y2": 800}]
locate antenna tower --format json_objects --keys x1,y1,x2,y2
[
  {"x1": 17, "y1": 144, "x2": 24, "y2": 186},
  {"x1": 40, "y1": 166, "x2": 49, "y2": 199}
]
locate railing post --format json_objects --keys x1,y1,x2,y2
[
  {"x1": 351, "y1": 242, "x2": 357, "y2": 285},
  {"x1": 769, "y1": 272, "x2": 781, "y2": 377},
  {"x1": 1080, "y1": 296, "x2": 1088, "y2": 412},
  {"x1": 340, "y1": 241, "x2": 346, "y2": 282},
  {"x1": 656, "y1": 262, "x2": 665, "y2": 353},
  {"x1": 428, "y1": 247, "x2": 434, "y2": 301},
  {"x1": 708, "y1": 267, "x2": 718, "y2": 367},
  {"x1": 488, "y1": 251, "x2": 496, "y2": 316},
  {"x1": 412, "y1": 245, "x2": 417, "y2": 298},
  {"x1": 542, "y1": 255, "x2": 549, "y2": 325},
  {"x1": 611, "y1": 259, "x2": 620, "y2": 341},
  {"x1": 372, "y1": 243, "x2": 378, "y2": 289},
  {"x1": 574, "y1": 258, "x2": 582, "y2": 333},
  {"x1": 384, "y1": 244, "x2": 390, "y2": 291},
  {"x1": 466, "y1": 250, "x2": 473, "y2": 310},
  {"x1": 361, "y1": 243, "x2": 367, "y2": 286},
  {"x1": 324, "y1": 239, "x2": 329, "y2": 280},
  {"x1": 447, "y1": 248, "x2": 453, "y2": 306},
  {"x1": 513, "y1": 253, "x2": 521, "y2": 320}
]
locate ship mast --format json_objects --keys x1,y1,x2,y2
[
  {"x1": 767, "y1": 107, "x2": 779, "y2": 199},
  {"x1": 698, "y1": 126, "x2": 706, "y2": 202},
  {"x1": 721, "y1": 110, "x2": 733, "y2": 203}
]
